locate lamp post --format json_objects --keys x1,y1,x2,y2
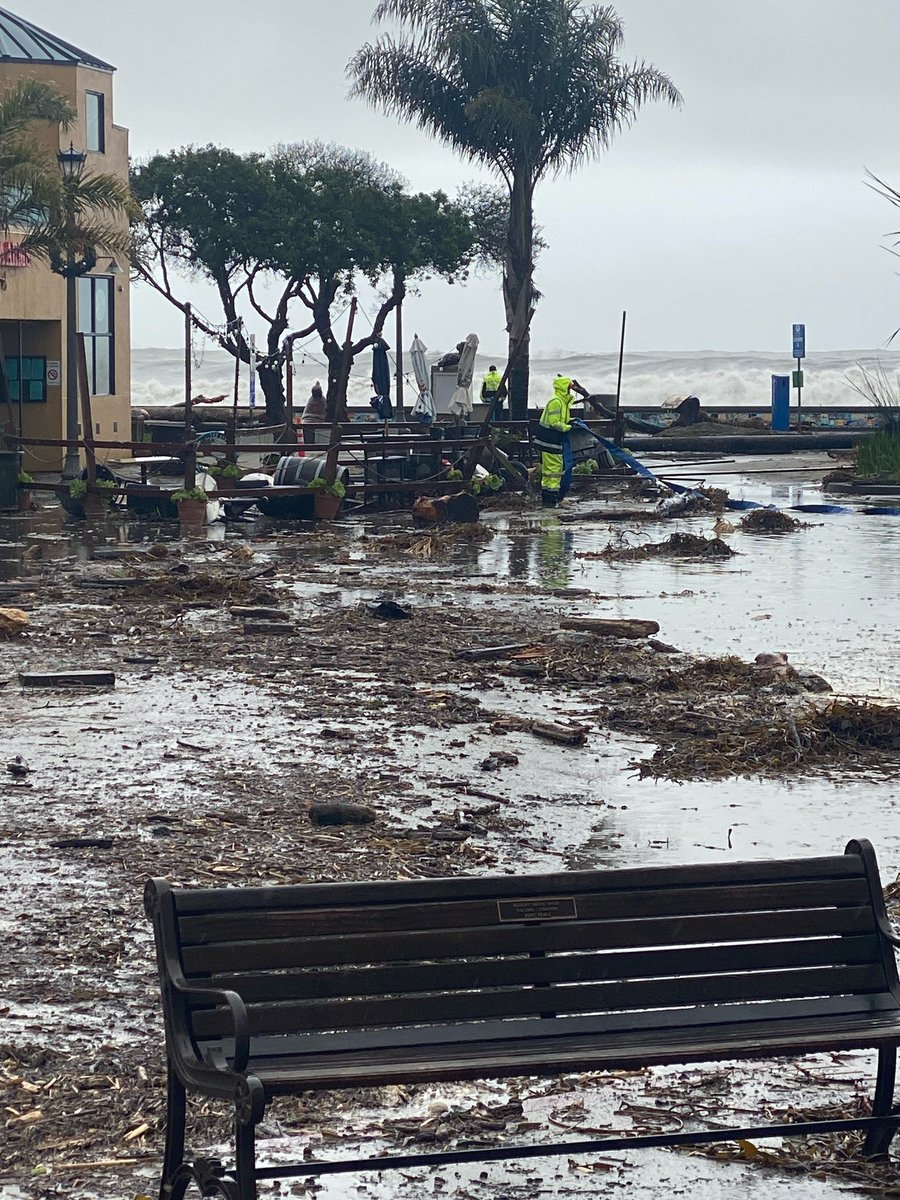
[{"x1": 53, "y1": 144, "x2": 94, "y2": 480}]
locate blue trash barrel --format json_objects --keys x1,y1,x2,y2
[{"x1": 771, "y1": 375, "x2": 790, "y2": 431}]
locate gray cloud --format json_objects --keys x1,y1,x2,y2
[{"x1": 22, "y1": 0, "x2": 900, "y2": 351}]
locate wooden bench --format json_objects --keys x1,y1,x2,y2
[{"x1": 144, "y1": 837, "x2": 900, "y2": 1200}]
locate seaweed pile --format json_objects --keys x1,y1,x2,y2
[
  {"x1": 739, "y1": 509, "x2": 803, "y2": 533},
  {"x1": 588, "y1": 531, "x2": 737, "y2": 562}
]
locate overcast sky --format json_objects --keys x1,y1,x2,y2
[{"x1": 22, "y1": 0, "x2": 900, "y2": 354}]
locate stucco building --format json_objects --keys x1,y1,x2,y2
[{"x1": 0, "y1": 8, "x2": 130, "y2": 472}]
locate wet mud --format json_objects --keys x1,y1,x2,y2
[{"x1": 2, "y1": 462, "x2": 900, "y2": 1199}]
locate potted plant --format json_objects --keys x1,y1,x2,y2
[
  {"x1": 17, "y1": 470, "x2": 35, "y2": 512},
  {"x1": 216, "y1": 462, "x2": 243, "y2": 494},
  {"x1": 308, "y1": 476, "x2": 346, "y2": 520},
  {"x1": 171, "y1": 486, "x2": 209, "y2": 530}
]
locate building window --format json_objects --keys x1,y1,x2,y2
[
  {"x1": 86, "y1": 91, "x2": 105, "y2": 153},
  {"x1": 78, "y1": 276, "x2": 115, "y2": 395},
  {"x1": 5, "y1": 356, "x2": 47, "y2": 403}
]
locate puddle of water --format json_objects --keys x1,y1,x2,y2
[{"x1": 476, "y1": 475, "x2": 900, "y2": 698}]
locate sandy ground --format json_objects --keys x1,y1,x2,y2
[{"x1": 3, "y1": 458, "x2": 900, "y2": 1199}]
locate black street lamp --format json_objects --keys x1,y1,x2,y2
[{"x1": 52, "y1": 144, "x2": 96, "y2": 480}]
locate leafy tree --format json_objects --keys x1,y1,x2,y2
[
  {"x1": 133, "y1": 144, "x2": 480, "y2": 423},
  {"x1": 350, "y1": 0, "x2": 681, "y2": 419},
  {"x1": 0, "y1": 79, "x2": 74, "y2": 231}
]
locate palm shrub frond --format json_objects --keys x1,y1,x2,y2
[
  {"x1": 0, "y1": 79, "x2": 75, "y2": 233},
  {"x1": 350, "y1": 0, "x2": 680, "y2": 414},
  {"x1": 23, "y1": 168, "x2": 139, "y2": 265}
]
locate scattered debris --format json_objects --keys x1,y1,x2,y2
[
  {"x1": 412, "y1": 493, "x2": 480, "y2": 524},
  {"x1": 560, "y1": 617, "x2": 660, "y2": 639},
  {"x1": 0, "y1": 606, "x2": 28, "y2": 637},
  {"x1": 599, "y1": 532, "x2": 737, "y2": 561},
  {"x1": 369, "y1": 600, "x2": 412, "y2": 620},
  {"x1": 19, "y1": 669, "x2": 116, "y2": 688},
  {"x1": 308, "y1": 803, "x2": 377, "y2": 826},
  {"x1": 740, "y1": 509, "x2": 803, "y2": 533}
]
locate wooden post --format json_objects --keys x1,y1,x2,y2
[
  {"x1": 325, "y1": 298, "x2": 357, "y2": 484},
  {"x1": 285, "y1": 336, "x2": 294, "y2": 433},
  {"x1": 183, "y1": 303, "x2": 196, "y2": 491},
  {"x1": 75, "y1": 332, "x2": 96, "y2": 486},
  {"x1": 231, "y1": 316, "x2": 241, "y2": 449},
  {"x1": 614, "y1": 310, "x2": 627, "y2": 447},
  {"x1": 395, "y1": 300, "x2": 404, "y2": 420},
  {"x1": 463, "y1": 310, "x2": 535, "y2": 480}
]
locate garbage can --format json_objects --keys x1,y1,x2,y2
[
  {"x1": 771, "y1": 375, "x2": 791, "y2": 432},
  {"x1": 0, "y1": 449, "x2": 20, "y2": 512}
]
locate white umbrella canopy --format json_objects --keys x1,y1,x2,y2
[
  {"x1": 449, "y1": 333, "x2": 479, "y2": 419},
  {"x1": 409, "y1": 334, "x2": 435, "y2": 422}
]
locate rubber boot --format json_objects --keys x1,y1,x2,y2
[{"x1": 541, "y1": 489, "x2": 560, "y2": 508}]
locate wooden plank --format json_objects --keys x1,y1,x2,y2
[
  {"x1": 243, "y1": 622, "x2": 295, "y2": 637},
  {"x1": 457, "y1": 643, "x2": 533, "y2": 662},
  {"x1": 559, "y1": 618, "x2": 661, "y2": 638},
  {"x1": 207, "y1": 934, "x2": 883, "y2": 1006},
  {"x1": 177, "y1": 878, "x2": 872, "y2": 945},
  {"x1": 180, "y1": 905, "x2": 876, "y2": 975},
  {"x1": 169, "y1": 854, "x2": 864, "y2": 915},
  {"x1": 245, "y1": 1005, "x2": 900, "y2": 1092},
  {"x1": 19, "y1": 669, "x2": 115, "y2": 688},
  {"x1": 191, "y1": 963, "x2": 887, "y2": 1039}
]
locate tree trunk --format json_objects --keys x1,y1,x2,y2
[
  {"x1": 504, "y1": 170, "x2": 535, "y2": 422},
  {"x1": 324, "y1": 344, "x2": 347, "y2": 422},
  {"x1": 257, "y1": 360, "x2": 286, "y2": 426}
]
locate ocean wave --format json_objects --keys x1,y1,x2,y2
[{"x1": 131, "y1": 347, "x2": 900, "y2": 410}]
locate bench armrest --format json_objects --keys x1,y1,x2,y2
[{"x1": 167, "y1": 973, "x2": 250, "y2": 1075}]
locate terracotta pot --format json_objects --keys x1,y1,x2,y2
[
  {"x1": 313, "y1": 490, "x2": 343, "y2": 520},
  {"x1": 177, "y1": 498, "x2": 208, "y2": 530},
  {"x1": 81, "y1": 492, "x2": 109, "y2": 518},
  {"x1": 17, "y1": 489, "x2": 33, "y2": 512}
]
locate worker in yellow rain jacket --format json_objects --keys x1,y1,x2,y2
[
  {"x1": 480, "y1": 365, "x2": 507, "y2": 414},
  {"x1": 538, "y1": 375, "x2": 589, "y2": 506}
]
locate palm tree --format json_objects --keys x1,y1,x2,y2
[
  {"x1": 0, "y1": 78, "x2": 74, "y2": 230},
  {"x1": 350, "y1": 0, "x2": 681, "y2": 417},
  {"x1": 23, "y1": 165, "x2": 137, "y2": 268}
]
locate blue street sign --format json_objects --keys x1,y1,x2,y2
[{"x1": 792, "y1": 323, "x2": 806, "y2": 360}]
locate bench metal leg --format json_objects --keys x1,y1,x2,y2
[
  {"x1": 160, "y1": 1064, "x2": 187, "y2": 1200},
  {"x1": 864, "y1": 1046, "x2": 898, "y2": 1158},
  {"x1": 233, "y1": 1119, "x2": 258, "y2": 1200}
]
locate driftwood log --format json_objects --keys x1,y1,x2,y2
[
  {"x1": 412, "y1": 493, "x2": 480, "y2": 524},
  {"x1": 560, "y1": 618, "x2": 660, "y2": 638}
]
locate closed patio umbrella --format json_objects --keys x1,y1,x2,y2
[
  {"x1": 409, "y1": 334, "x2": 435, "y2": 423},
  {"x1": 370, "y1": 338, "x2": 393, "y2": 421},
  {"x1": 449, "y1": 333, "x2": 479, "y2": 419}
]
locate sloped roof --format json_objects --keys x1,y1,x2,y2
[{"x1": 0, "y1": 7, "x2": 114, "y2": 72}]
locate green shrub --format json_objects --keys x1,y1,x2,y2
[
  {"x1": 172, "y1": 487, "x2": 209, "y2": 502},
  {"x1": 17, "y1": 471, "x2": 34, "y2": 485},
  {"x1": 221, "y1": 463, "x2": 243, "y2": 479},
  {"x1": 308, "y1": 477, "x2": 346, "y2": 497},
  {"x1": 68, "y1": 479, "x2": 88, "y2": 499},
  {"x1": 856, "y1": 430, "x2": 900, "y2": 479},
  {"x1": 95, "y1": 478, "x2": 118, "y2": 491},
  {"x1": 446, "y1": 468, "x2": 464, "y2": 481}
]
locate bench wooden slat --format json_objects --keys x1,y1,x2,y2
[
  {"x1": 176, "y1": 877, "x2": 871, "y2": 945},
  {"x1": 206, "y1": 932, "x2": 884, "y2": 1005},
  {"x1": 211, "y1": 996, "x2": 900, "y2": 1078},
  {"x1": 180, "y1": 903, "x2": 877, "y2": 975},
  {"x1": 190, "y1": 962, "x2": 887, "y2": 1038},
  {"x1": 170, "y1": 855, "x2": 864, "y2": 915},
  {"x1": 245, "y1": 1004, "x2": 900, "y2": 1090}
]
